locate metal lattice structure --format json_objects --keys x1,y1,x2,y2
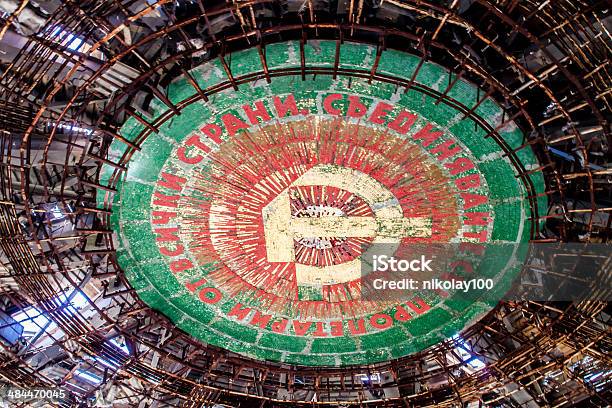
[{"x1": 0, "y1": 1, "x2": 610, "y2": 407}]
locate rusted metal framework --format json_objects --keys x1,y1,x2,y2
[{"x1": 0, "y1": 1, "x2": 610, "y2": 407}]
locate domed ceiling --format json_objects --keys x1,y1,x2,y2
[{"x1": 0, "y1": 1, "x2": 609, "y2": 406}]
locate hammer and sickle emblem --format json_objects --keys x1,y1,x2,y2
[{"x1": 262, "y1": 165, "x2": 432, "y2": 285}]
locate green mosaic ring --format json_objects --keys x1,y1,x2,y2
[{"x1": 100, "y1": 41, "x2": 546, "y2": 366}]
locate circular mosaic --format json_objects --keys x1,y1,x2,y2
[{"x1": 101, "y1": 41, "x2": 545, "y2": 366}]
